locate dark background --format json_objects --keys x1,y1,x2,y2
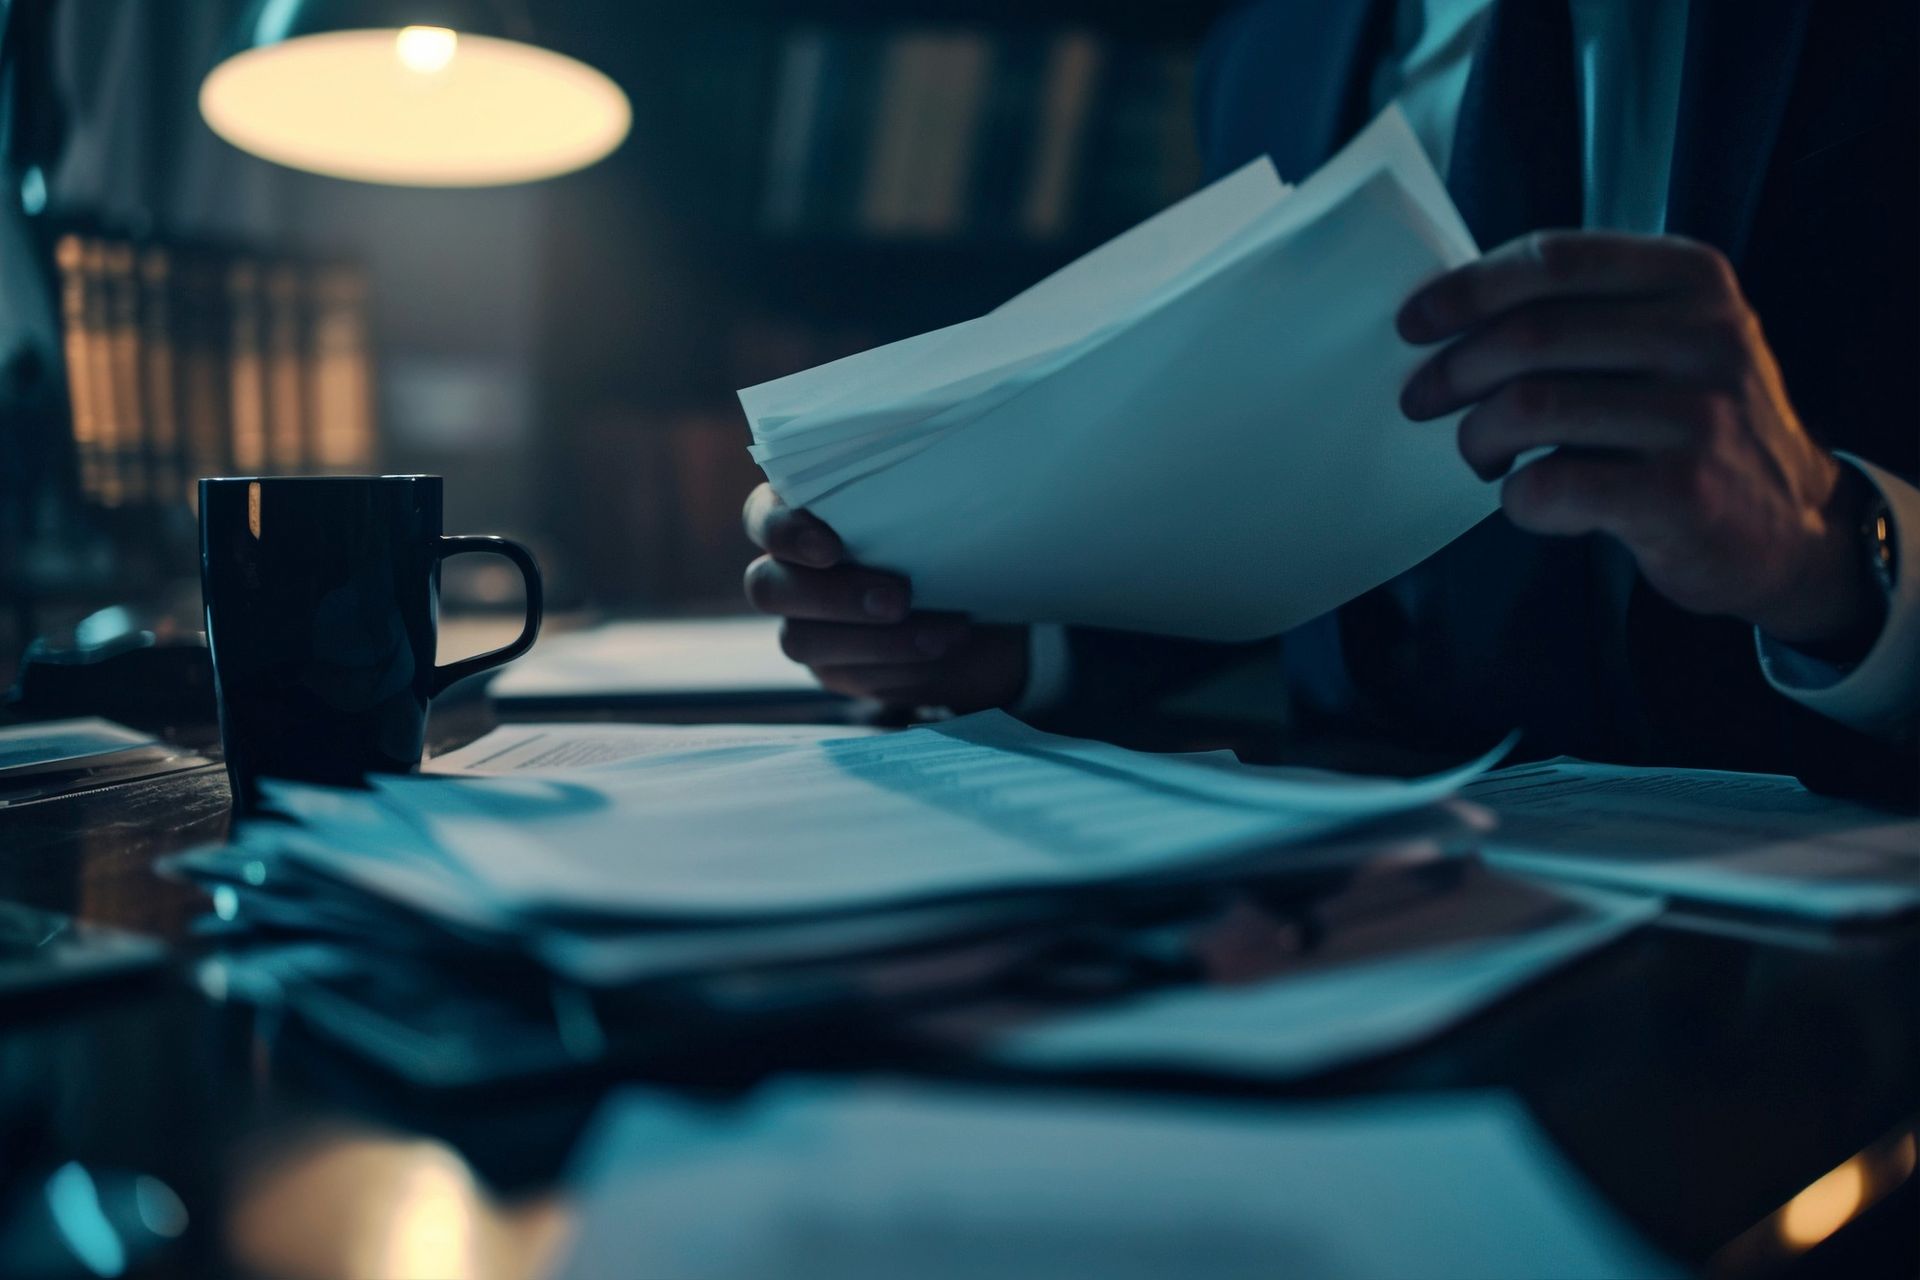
[{"x1": 4, "y1": 0, "x2": 1233, "y2": 660}]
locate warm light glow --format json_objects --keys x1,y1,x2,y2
[
  {"x1": 200, "y1": 30, "x2": 630, "y2": 186},
  {"x1": 1777, "y1": 1156, "x2": 1866, "y2": 1250},
  {"x1": 1709, "y1": 1127, "x2": 1918, "y2": 1274},
  {"x1": 226, "y1": 1131, "x2": 573, "y2": 1280},
  {"x1": 380, "y1": 1149, "x2": 481, "y2": 1279},
  {"x1": 395, "y1": 25, "x2": 457, "y2": 73}
]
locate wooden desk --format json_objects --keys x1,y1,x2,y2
[{"x1": 1, "y1": 695, "x2": 1915, "y2": 1279}]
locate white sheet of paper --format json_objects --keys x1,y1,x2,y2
[
  {"x1": 741, "y1": 106, "x2": 1497, "y2": 641},
  {"x1": 739, "y1": 158, "x2": 1292, "y2": 446},
  {"x1": 936, "y1": 711, "x2": 1514, "y2": 814},
  {"x1": 0, "y1": 717, "x2": 156, "y2": 775},
  {"x1": 246, "y1": 781, "x2": 518, "y2": 936},
  {"x1": 740, "y1": 321, "x2": 980, "y2": 436},
  {"x1": 485, "y1": 617, "x2": 825, "y2": 703},
  {"x1": 559, "y1": 1083, "x2": 1676, "y2": 1280},
  {"x1": 355, "y1": 711, "x2": 1501, "y2": 921},
  {"x1": 426, "y1": 722, "x2": 880, "y2": 774},
  {"x1": 993, "y1": 890, "x2": 1658, "y2": 1079},
  {"x1": 1465, "y1": 760, "x2": 1920, "y2": 922}
]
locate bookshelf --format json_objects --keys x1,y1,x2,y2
[
  {"x1": 532, "y1": 0, "x2": 1233, "y2": 610},
  {"x1": 51, "y1": 228, "x2": 377, "y2": 514},
  {"x1": 0, "y1": 221, "x2": 379, "y2": 667}
]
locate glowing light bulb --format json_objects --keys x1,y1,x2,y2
[
  {"x1": 203, "y1": 28, "x2": 630, "y2": 185},
  {"x1": 395, "y1": 25, "x2": 457, "y2": 74}
]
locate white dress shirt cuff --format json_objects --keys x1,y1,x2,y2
[
  {"x1": 1013, "y1": 623, "x2": 1074, "y2": 718},
  {"x1": 1755, "y1": 455, "x2": 1920, "y2": 741}
]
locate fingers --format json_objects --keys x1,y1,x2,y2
[
  {"x1": 1402, "y1": 298, "x2": 1742, "y2": 419},
  {"x1": 780, "y1": 616, "x2": 970, "y2": 667},
  {"x1": 1398, "y1": 231, "x2": 1735, "y2": 343},
  {"x1": 1500, "y1": 452, "x2": 1674, "y2": 540},
  {"x1": 744, "y1": 556, "x2": 910, "y2": 623},
  {"x1": 742, "y1": 483, "x2": 843, "y2": 568},
  {"x1": 1456, "y1": 379, "x2": 1723, "y2": 479}
]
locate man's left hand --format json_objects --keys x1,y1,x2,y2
[{"x1": 1398, "y1": 230, "x2": 1876, "y2": 649}]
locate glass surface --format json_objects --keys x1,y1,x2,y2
[{"x1": 1, "y1": 719, "x2": 1915, "y2": 1280}]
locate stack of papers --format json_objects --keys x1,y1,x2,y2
[
  {"x1": 174, "y1": 712, "x2": 1508, "y2": 983},
  {"x1": 167, "y1": 717, "x2": 1678, "y2": 1088},
  {"x1": 1466, "y1": 760, "x2": 1920, "y2": 924},
  {"x1": 559, "y1": 1082, "x2": 1676, "y2": 1280},
  {"x1": 426, "y1": 720, "x2": 881, "y2": 774},
  {"x1": 741, "y1": 105, "x2": 1495, "y2": 640}
]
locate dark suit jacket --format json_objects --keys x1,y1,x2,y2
[{"x1": 1037, "y1": 0, "x2": 1919, "y2": 808}]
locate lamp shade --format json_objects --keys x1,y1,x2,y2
[{"x1": 200, "y1": 0, "x2": 631, "y2": 186}]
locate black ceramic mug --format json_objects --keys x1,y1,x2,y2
[{"x1": 199, "y1": 475, "x2": 542, "y2": 808}]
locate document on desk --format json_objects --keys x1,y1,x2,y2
[
  {"x1": 740, "y1": 105, "x2": 1496, "y2": 641},
  {"x1": 559, "y1": 1083, "x2": 1677, "y2": 1280},
  {"x1": 486, "y1": 616, "x2": 833, "y2": 707},
  {"x1": 0, "y1": 717, "x2": 214, "y2": 808},
  {"x1": 988, "y1": 883, "x2": 1657, "y2": 1080},
  {"x1": 0, "y1": 717, "x2": 154, "y2": 774},
  {"x1": 426, "y1": 722, "x2": 881, "y2": 774},
  {"x1": 263, "y1": 711, "x2": 1508, "y2": 923},
  {"x1": 1465, "y1": 760, "x2": 1920, "y2": 923}
]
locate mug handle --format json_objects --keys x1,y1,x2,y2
[{"x1": 431, "y1": 535, "x2": 544, "y2": 696}]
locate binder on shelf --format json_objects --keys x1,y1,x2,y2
[
  {"x1": 758, "y1": 26, "x2": 1200, "y2": 247},
  {"x1": 49, "y1": 230, "x2": 377, "y2": 517}
]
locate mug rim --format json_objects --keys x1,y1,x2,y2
[{"x1": 199, "y1": 474, "x2": 440, "y2": 485}]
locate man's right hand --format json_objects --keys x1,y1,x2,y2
[{"x1": 742, "y1": 484, "x2": 1030, "y2": 712}]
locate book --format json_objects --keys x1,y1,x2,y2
[
  {"x1": 308, "y1": 265, "x2": 375, "y2": 472},
  {"x1": 176, "y1": 251, "x2": 233, "y2": 495},
  {"x1": 1021, "y1": 32, "x2": 1104, "y2": 240},
  {"x1": 758, "y1": 25, "x2": 1206, "y2": 247},
  {"x1": 264, "y1": 262, "x2": 308, "y2": 472},
  {"x1": 139, "y1": 249, "x2": 184, "y2": 506},
  {"x1": 224, "y1": 258, "x2": 269, "y2": 475},
  {"x1": 966, "y1": 34, "x2": 1048, "y2": 238},
  {"x1": 54, "y1": 234, "x2": 103, "y2": 503},
  {"x1": 1083, "y1": 44, "x2": 1204, "y2": 239},
  {"x1": 763, "y1": 29, "x2": 830, "y2": 233},
  {"x1": 102, "y1": 241, "x2": 146, "y2": 506}
]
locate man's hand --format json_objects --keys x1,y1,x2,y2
[
  {"x1": 1398, "y1": 230, "x2": 1877, "y2": 648},
  {"x1": 742, "y1": 483, "x2": 1030, "y2": 710}
]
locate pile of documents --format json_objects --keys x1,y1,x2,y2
[
  {"x1": 1466, "y1": 760, "x2": 1920, "y2": 924},
  {"x1": 174, "y1": 712, "x2": 1506, "y2": 986},
  {"x1": 741, "y1": 106, "x2": 1496, "y2": 641},
  {"x1": 158, "y1": 713, "x2": 1684, "y2": 1086}
]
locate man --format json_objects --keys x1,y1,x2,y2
[{"x1": 744, "y1": 0, "x2": 1918, "y2": 807}]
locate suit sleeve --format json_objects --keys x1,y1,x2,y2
[
  {"x1": 1758, "y1": 457, "x2": 1920, "y2": 812},
  {"x1": 1755, "y1": 457, "x2": 1920, "y2": 743}
]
